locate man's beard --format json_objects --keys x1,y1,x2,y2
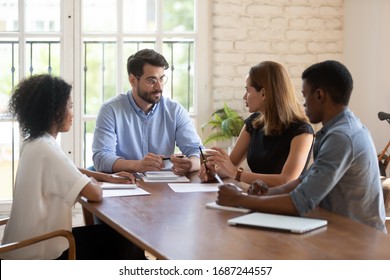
[{"x1": 137, "y1": 84, "x2": 162, "y2": 105}]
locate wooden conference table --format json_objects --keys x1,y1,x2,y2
[{"x1": 79, "y1": 173, "x2": 390, "y2": 260}]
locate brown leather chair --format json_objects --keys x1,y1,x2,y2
[{"x1": 0, "y1": 217, "x2": 76, "y2": 259}]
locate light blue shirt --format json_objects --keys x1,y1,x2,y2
[
  {"x1": 291, "y1": 109, "x2": 387, "y2": 232},
  {"x1": 92, "y1": 91, "x2": 202, "y2": 172}
]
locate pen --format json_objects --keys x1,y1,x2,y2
[
  {"x1": 199, "y1": 146, "x2": 224, "y2": 184},
  {"x1": 199, "y1": 146, "x2": 210, "y2": 173},
  {"x1": 214, "y1": 173, "x2": 224, "y2": 185},
  {"x1": 162, "y1": 155, "x2": 184, "y2": 160}
]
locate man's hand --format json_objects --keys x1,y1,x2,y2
[
  {"x1": 247, "y1": 179, "x2": 269, "y2": 196},
  {"x1": 216, "y1": 183, "x2": 243, "y2": 207},
  {"x1": 170, "y1": 155, "x2": 192, "y2": 175},
  {"x1": 136, "y1": 153, "x2": 165, "y2": 173}
]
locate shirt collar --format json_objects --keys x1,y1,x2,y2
[
  {"x1": 127, "y1": 90, "x2": 158, "y2": 116},
  {"x1": 318, "y1": 108, "x2": 350, "y2": 135}
]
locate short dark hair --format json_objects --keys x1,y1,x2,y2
[
  {"x1": 126, "y1": 49, "x2": 169, "y2": 77},
  {"x1": 8, "y1": 74, "x2": 72, "y2": 140},
  {"x1": 301, "y1": 60, "x2": 353, "y2": 106}
]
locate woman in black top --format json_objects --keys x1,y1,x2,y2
[{"x1": 200, "y1": 61, "x2": 314, "y2": 187}]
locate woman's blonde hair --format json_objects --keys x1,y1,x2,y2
[{"x1": 249, "y1": 61, "x2": 308, "y2": 135}]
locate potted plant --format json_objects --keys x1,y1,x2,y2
[{"x1": 201, "y1": 103, "x2": 244, "y2": 145}]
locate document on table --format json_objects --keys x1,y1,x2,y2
[
  {"x1": 102, "y1": 187, "x2": 150, "y2": 198},
  {"x1": 100, "y1": 182, "x2": 137, "y2": 190},
  {"x1": 205, "y1": 201, "x2": 251, "y2": 213},
  {"x1": 141, "y1": 171, "x2": 190, "y2": 183},
  {"x1": 168, "y1": 183, "x2": 220, "y2": 193}
]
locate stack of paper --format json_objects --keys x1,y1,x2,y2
[
  {"x1": 142, "y1": 171, "x2": 190, "y2": 183},
  {"x1": 99, "y1": 183, "x2": 150, "y2": 198}
]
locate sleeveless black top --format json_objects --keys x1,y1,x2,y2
[{"x1": 245, "y1": 112, "x2": 314, "y2": 174}]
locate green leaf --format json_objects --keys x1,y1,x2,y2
[
  {"x1": 201, "y1": 102, "x2": 244, "y2": 142},
  {"x1": 203, "y1": 131, "x2": 230, "y2": 145}
]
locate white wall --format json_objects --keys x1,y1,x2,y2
[
  {"x1": 207, "y1": 0, "x2": 344, "y2": 142},
  {"x1": 344, "y1": 0, "x2": 390, "y2": 156},
  {"x1": 207, "y1": 0, "x2": 389, "y2": 167}
]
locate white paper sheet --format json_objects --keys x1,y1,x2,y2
[
  {"x1": 168, "y1": 183, "x2": 220, "y2": 193},
  {"x1": 101, "y1": 182, "x2": 137, "y2": 190},
  {"x1": 141, "y1": 171, "x2": 190, "y2": 183},
  {"x1": 205, "y1": 201, "x2": 250, "y2": 213},
  {"x1": 102, "y1": 188, "x2": 150, "y2": 198}
]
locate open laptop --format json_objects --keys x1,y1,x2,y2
[{"x1": 228, "y1": 212, "x2": 327, "y2": 234}]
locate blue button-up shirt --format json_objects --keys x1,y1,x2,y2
[
  {"x1": 291, "y1": 109, "x2": 387, "y2": 232},
  {"x1": 92, "y1": 91, "x2": 202, "y2": 172}
]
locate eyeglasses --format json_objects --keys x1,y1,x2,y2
[{"x1": 135, "y1": 75, "x2": 169, "y2": 88}]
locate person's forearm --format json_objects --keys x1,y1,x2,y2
[
  {"x1": 79, "y1": 168, "x2": 110, "y2": 182},
  {"x1": 267, "y1": 178, "x2": 301, "y2": 196},
  {"x1": 240, "y1": 171, "x2": 298, "y2": 187},
  {"x1": 112, "y1": 159, "x2": 139, "y2": 173},
  {"x1": 238, "y1": 193, "x2": 298, "y2": 215},
  {"x1": 188, "y1": 156, "x2": 200, "y2": 172}
]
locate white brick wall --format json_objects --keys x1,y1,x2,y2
[{"x1": 210, "y1": 0, "x2": 344, "y2": 119}]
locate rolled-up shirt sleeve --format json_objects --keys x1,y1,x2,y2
[
  {"x1": 175, "y1": 105, "x2": 202, "y2": 158},
  {"x1": 92, "y1": 102, "x2": 124, "y2": 172},
  {"x1": 290, "y1": 132, "x2": 353, "y2": 216}
]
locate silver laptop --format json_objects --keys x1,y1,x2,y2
[{"x1": 228, "y1": 212, "x2": 327, "y2": 234}]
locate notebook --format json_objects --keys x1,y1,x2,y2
[
  {"x1": 142, "y1": 171, "x2": 190, "y2": 183},
  {"x1": 228, "y1": 212, "x2": 327, "y2": 234}
]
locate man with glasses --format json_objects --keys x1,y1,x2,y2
[{"x1": 92, "y1": 49, "x2": 202, "y2": 175}]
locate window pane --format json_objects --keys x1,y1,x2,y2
[
  {"x1": 123, "y1": 0, "x2": 156, "y2": 33},
  {"x1": 0, "y1": 41, "x2": 18, "y2": 113},
  {"x1": 25, "y1": 39, "x2": 61, "y2": 76},
  {"x1": 163, "y1": 40, "x2": 194, "y2": 111},
  {"x1": 84, "y1": 120, "x2": 95, "y2": 168},
  {"x1": 122, "y1": 40, "x2": 155, "y2": 93},
  {"x1": 0, "y1": 121, "x2": 19, "y2": 201},
  {"x1": 0, "y1": 0, "x2": 18, "y2": 32},
  {"x1": 82, "y1": 0, "x2": 117, "y2": 33},
  {"x1": 83, "y1": 39, "x2": 117, "y2": 115},
  {"x1": 163, "y1": 0, "x2": 194, "y2": 32},
  {"x1": 25, "y1": 0, "x2": 60, "y2": 32}
]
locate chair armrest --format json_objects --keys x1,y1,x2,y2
[
  {"x1": 0, "y1": 229, "x2": 76, "y2": 260},
  {"x1": 0, "y1": 217, "x2": 9, "y2": 226}
]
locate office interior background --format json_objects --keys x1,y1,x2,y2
[{"x1": 0, "y1": 0, "x2": 389, "y2": 209}]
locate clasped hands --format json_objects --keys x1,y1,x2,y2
[
  {"x1": 137, "y1": 153, "x2": 191, "y2": 175},
  {"x1": 216, "y1": 179, "x2": 269, "y2": 207}
]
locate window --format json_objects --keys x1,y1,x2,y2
[
  {"x1": 0, "y1": 0, "x2": 207, "y2": 202},
  {"x1": 0, "y1": 0, "x2": 62, "y2": 201}
]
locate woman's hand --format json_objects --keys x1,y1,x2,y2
[
  {"x1": 107, "y1": 171, "x2": 136, "y2": 184},
  {"x1": 198, "y1": 161, "x2": 216, "y2": 182},
  {"x1": 206, "y1": 147, "x2": 237, "y2": 179}
]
